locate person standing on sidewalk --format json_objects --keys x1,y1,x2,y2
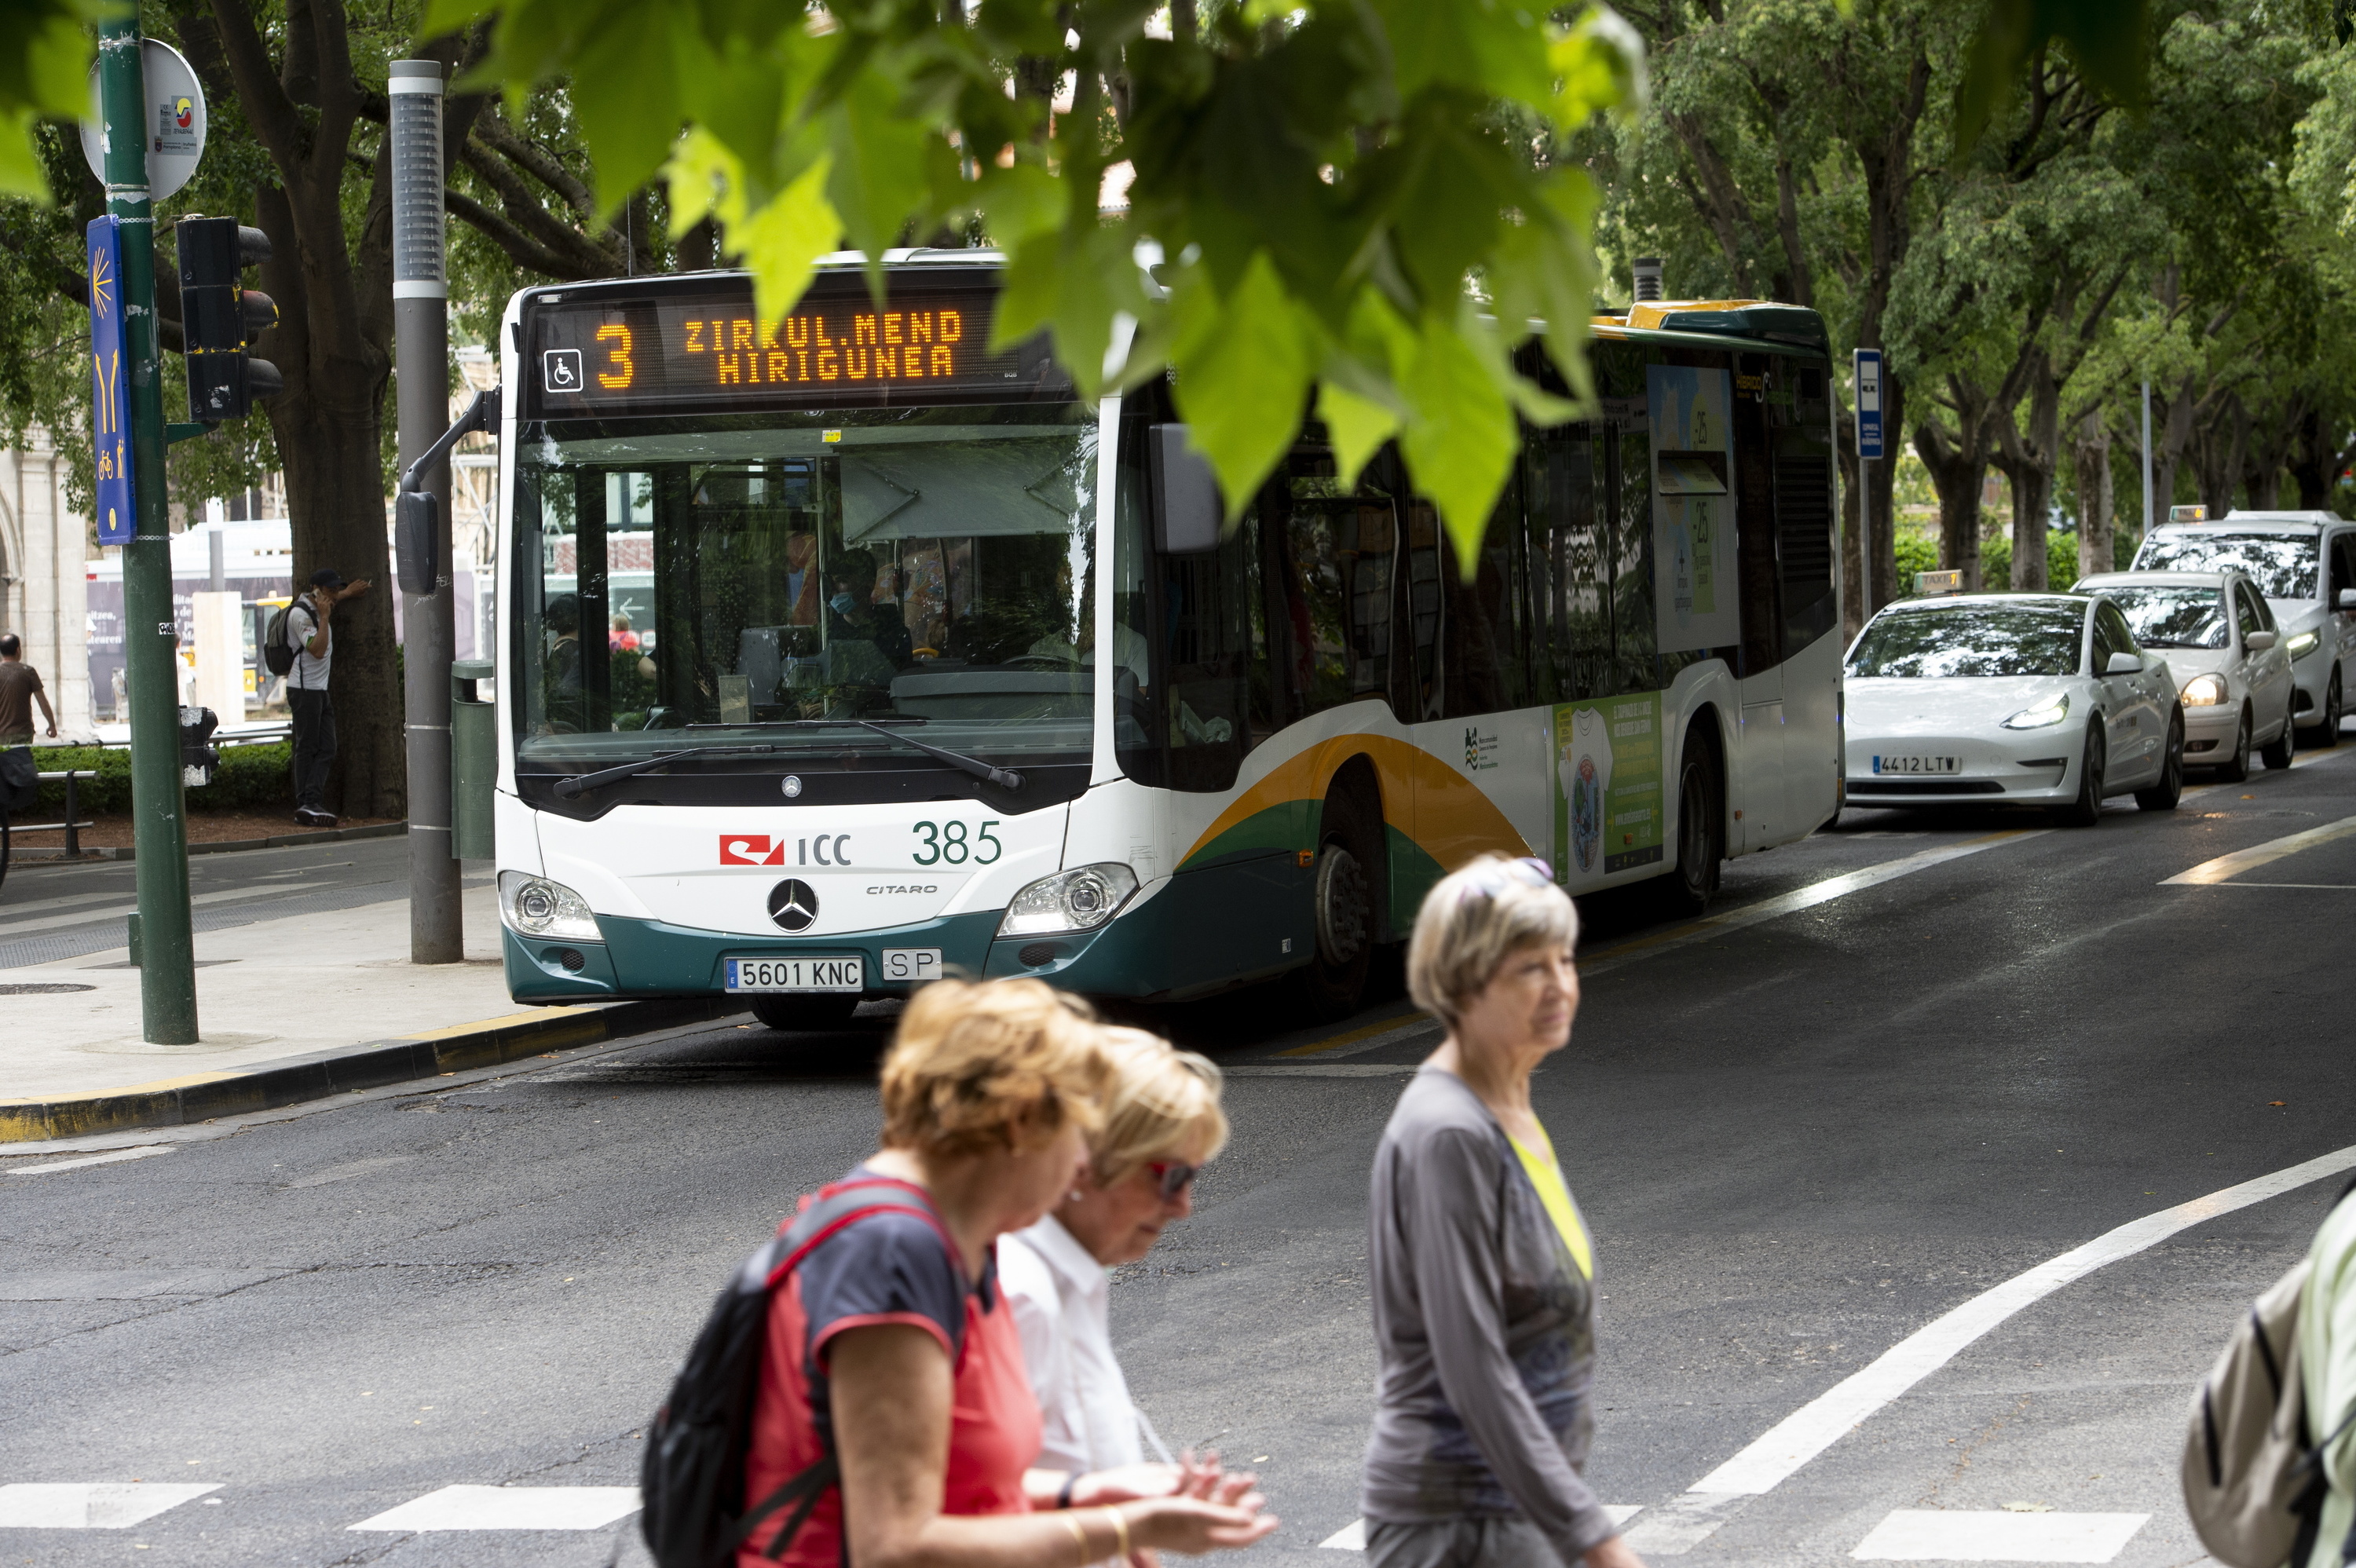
[
  {"x1": 0, "y1": 634, "x2": 57, "y2": 745},
  {"x1": 2301, "y1": 1190, "x2": 2356, "y2": 1565},
  {"x1": 1362, "y1": 854, "x2": 1644, "y2": 1568},
  {"x1": 286, "y1": 568, "x2": 368, "y2": 828}
]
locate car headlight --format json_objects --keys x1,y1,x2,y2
[
  {"x1": 997, "y1": 863, "x2": 1140, "y2": 938},
  {"x1": 2287, "y1": 629, "x2": 2321, "y2": 659},
  {"x1": 2002, "y1": 693, "x2": 2071, "y2": 729},
  {"x1": 2180, "y1": 673, "x2": 2229, "y2": 707},
  {"x1": 499, "y1": 871, "x2": 602, "y2": 941}
]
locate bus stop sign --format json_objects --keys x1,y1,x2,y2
[{"x1": 1854, "y1": 348, "x2": 1884, "y2": 459}]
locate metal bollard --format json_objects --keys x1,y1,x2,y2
[{"x1": 450, "y1": 658, "x2": 496, "y2": 861}]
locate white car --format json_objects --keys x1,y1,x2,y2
[
  {"x1": 1845, "y1": 593, "x2": 2182, "y2": 826},
  {"x1": 2131, "y1": 511, "x2": 2356, "y2": 744},
  {"x1": 2074, "y1": 569, "x2": 2294, "y2": 779}
]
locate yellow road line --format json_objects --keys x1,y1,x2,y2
[
  {"x1": 2161, "y1": 813, "x2": 2356, "y2": 885},
  {"x1": 1276, "y1": 1011, "x2": 1426, "y2": 1058}
]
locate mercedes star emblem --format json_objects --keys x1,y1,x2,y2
[
  {"x1": 768, "y1": 879, "x2": 819, "y2": 933},
  {"x1": 782, "y1": 775, "x2": 803, "y2": 798}
]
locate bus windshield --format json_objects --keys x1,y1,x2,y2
[
  {"x1": 1846, "y1": 601, "x2": 2086, "y2": 678},
  {"x1": 512, "y1": 404, "x2": 1102, "y2": 773},
  {"x1": 2136, "y1": 531, "x2": 2318, "y2": 598}
]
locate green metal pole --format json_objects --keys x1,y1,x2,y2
[{"x1": 97, "y1": 19, "x2": 198, "y2": 1043}]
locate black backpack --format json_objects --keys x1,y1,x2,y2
[
  {"x1": 640, "y1": 1177, "x2": 964, "y2": 1568},
  {"x1": 263, "y1": 598, "x2": 305, "y2": 677}
]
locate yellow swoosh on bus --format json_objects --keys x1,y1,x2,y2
[{"x1": 1176, "y1": 734, "x2": 1531, "y2": 872}]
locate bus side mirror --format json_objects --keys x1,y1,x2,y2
[
  {"x1": 395, "y1": 490, "x2": 439, "y2": 596},
  {"x1": 1150, "y1": 424, "x2": 1222, "y2": 554}
]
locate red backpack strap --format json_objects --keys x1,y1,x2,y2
[{"x1": 766, "y1": 1176, "x2": 961, "y2": 1287}]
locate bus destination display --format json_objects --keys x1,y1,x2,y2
[{"x1": 523, "y1": 273, "x2": 1068, "y2": 418}]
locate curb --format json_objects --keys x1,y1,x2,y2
[
  {"x1": 13, "y1": 821, "x2": 408, "y2": 863},
  {"x1": 0, "y1": 994, "x2": 737, "y2": 1144}
]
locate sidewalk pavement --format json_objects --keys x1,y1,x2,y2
[{"x1": 2, "y1": 880, "x2": 723, "y2": 1143}]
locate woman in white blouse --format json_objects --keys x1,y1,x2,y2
[{"x1": 1001, "y1": 1028, "x2": 1254, "y2": 1515}]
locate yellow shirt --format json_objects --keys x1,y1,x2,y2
[{"x1": 1506, "y1": 1123, "x2": 1594, "y2": 1281}]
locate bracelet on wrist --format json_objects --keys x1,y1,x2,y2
[{"x1": 1055, "y1": 1474, "x2": 1077, "y2": 1511}]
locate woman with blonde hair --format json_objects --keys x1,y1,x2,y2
[
  {"x1": 737, "y1": 980, "x2": 1275, "y2": 1568},
  {"x1": 1360, "y1": 856, "x2": 1644, "y2": 1568},
  {"x1": 1001, "y1": 1029, "x2": 1253, "y2": 1505}
]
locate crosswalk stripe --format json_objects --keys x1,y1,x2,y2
[
  {"x1": 0, "y1": 1483, "x2": 220, "y2": 1529},
  {"x1": 348, "y1": 1484, "x2": 642, "y2": 1532},
  {"x1": 1319, "y1": 1506, "x2": 1642, "y2": 1550},
  {"x1": 2161, "y1": 811, "x2": 2356, "y2": 885},
  {"x1": 1851, "y1": 1510, "x2": 2149, "y2": 1563}
]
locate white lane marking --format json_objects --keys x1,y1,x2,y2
[
  {"x1": 2190, "y1": 881, "x2": 2356, "y2": 890},
  {"x1": 0, "y1": 1483, "x2": 220, "y2": 1528},
  {"x1": 1620, "y1": 1493, "x2": 1747, "y2": 1554},
  {"x1": 5, "y1": 1146, "x2": 173, "y2": 1176},
  {"x1": 2162, "y1": 813, "x2": 2356, "y2": 884},
  {"x1": 1630, "y1": 1141, "x2": 2356, "y2": 1553},
  {"x1": 349, "y1": 1485, "x2": 643, "y2": 1531},
  {"x1": 1581, "y1": 831, "x2": 2048, "y2": 978},
  {"x1": 0, "y1": 881, "x2": 329, "y2": 938},
  {"x1": 1851, "y1": 1510, "x2": 2149, "y2": 1562},
  {"x1": 1319, "y1": 1507, "x2": 1642, "y2": 1550}
]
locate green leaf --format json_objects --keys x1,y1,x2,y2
[
  {"x1": 1169, "y1": 250, "x2": 1315, "y2": 522},
  {"x1": 1549, "y1": 6, "x2": 1647, "y2": 129},
  {"x1": 568, "y1": 5, "x2": 688, "y2": 219},
  {"x1": 1955, "y1": 0, "x2": 2150, "y2": 159},
  {"x1": 0, "y1": 104, "x2": 47, "y2": 202},
  {"x1": 1396, "y1": 305, "x2": 1517, "y2": 580},
  {"x1": 996, "y1": 220, "x2": 1147, "y2": 398},
  {"x1": 828, "y1": 68, "x2": 944, "y2": 266},
  {"x1": 1317, "y1": 379, "x2": 1399, "y2": 492},
  {"x1": 736, "y1": 159, "x2": 847, "y2": 330},
  {"x1": 972, "y1": 163, "x2": 1062, "y2": 247}
]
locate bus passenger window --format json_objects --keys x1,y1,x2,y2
[
  {"x1": 1772, "y1": 359, "x2": 1838, "y2": 658},
  {"x1": 1278, "y1": 505, "x2": 1355, "y2": 719},
  {"x1": 1401, "y1": 502, "x2": 1445, "y2": 721},
  {"x1": 1441, "y1": 466, "x2": 1530, "y2": 718},
  {"x1": 1734, "y1": 364, "x2": 1782, "y2": 677},
  {"x1": 1609, "y1": 418, "x2": 1663, "y2": 693},
  {"x1": 1524, "y1": 423, "x2": 1608, "y2": 703}
]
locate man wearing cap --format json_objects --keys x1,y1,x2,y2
[{"x1": 287, "y1": 567, "x2": 369, "y2": 828}]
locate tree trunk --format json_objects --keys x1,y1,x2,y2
[
  {"x1": 2071, "y1": 406, "x2": 2113, "y2": 582},
  {"x1": 1874, "y1": 372, "x2": 1904, "y2": 609},
  {"x1": 2154, "y1": 375, "x2": 2197, "y2": 523},
  {"x1": 2190, "y1": 393, "x2": 2247, "y2": 521},
  {"x1": 2288, "y1": 407, "x2": 2333, "y2": 510},
  {"x1": 1914, "y1": 389, "x2": 1994, "y2": 590},
  {"x1": 1994, "y1": 352, "x2": 2060, "y2": 591},
  {"x1": 1838, "y1": 413, "x2": 1863, "y2": 640}
]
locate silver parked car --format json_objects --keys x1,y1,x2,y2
[
  {"x1": 2074, "y1": 569, "x2": 2294, "y2": 779},
  {"x1": 2131, "y1": 510, "x2": 2356, "y2": 744}
]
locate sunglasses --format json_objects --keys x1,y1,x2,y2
[
  {"x1": 1453, "y1": 855, "x2": 1556, "y2": 905},
  {"x1": 1146, "y1": 1160, "x2": 1200, "y2": 1201}
]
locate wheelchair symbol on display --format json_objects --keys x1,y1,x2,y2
[{"x1": 542, "y1": 349, "x2": 584, "y2": 394}]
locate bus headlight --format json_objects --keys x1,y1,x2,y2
[
  {"x1": 2287, "y1": 629, "x2": 2321, "y2": 660},
  {"x1": 998, "y1": 863, "x2": 1139, "y2": 938},
  {"x1": 499, "y1": 872, "x2": 602, "y2": 941},
  {"x1": 2180, "y1": 673, "x2": 2229, "y2": 707}
]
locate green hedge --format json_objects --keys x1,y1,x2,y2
[{"x1": 25, "y1": 741, "x2": 293, "y2": 815}]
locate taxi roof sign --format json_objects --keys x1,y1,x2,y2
[
  {"x1": 1915, "y1": 568, "x2": 1966, "y2": 596},
  {"x1": 2168, "y1": 503, "x2": 2209, "y2": 523}
]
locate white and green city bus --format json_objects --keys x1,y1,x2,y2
[{"x1": 489, "y1": 254, "x2": 1843, "y2": 1025}]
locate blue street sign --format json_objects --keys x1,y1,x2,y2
[
  {"x1": 1853, "y1": 347, "x2": 1885, "y2": 460},
  {"x1": 87, "y1": 216, "x2": 135, "y2": 546}
]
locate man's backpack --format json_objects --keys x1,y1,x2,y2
[
  {"x1": 262, "y1": 599, "x2": 305, "y2": 677},
  {"x1": 639, "y1": 1177, "x2": 963, "y2": 1568},
  {"x1": 2182, "y1": 1185, "x2": 2356, "y2": 1568}
]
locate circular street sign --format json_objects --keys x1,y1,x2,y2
[{"x1": 79, "y1": 39, "x2": 207, "y2": 202}]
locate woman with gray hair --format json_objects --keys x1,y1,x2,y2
[{"x1": 1360, "y1": 855, "x2": 1644, "y2": 1568}]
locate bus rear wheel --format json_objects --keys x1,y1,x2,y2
[
  {"x1": 1659, "y1": 721, "x2": 1724, "y2": 918},
  {"x1": 750, "y1": 993, "x2": 862, "y2": 1033},
  {"x1": 1297, "y1": 784, "x2": 1379, "y2": 1022}
]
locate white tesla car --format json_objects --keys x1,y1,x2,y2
[
  {"x1": 1845, "y1": 593, "x2": 2182, "y2": 826},
  {"x1": 2074, "y1": 569, "x2": 2294, "y2": 779}
]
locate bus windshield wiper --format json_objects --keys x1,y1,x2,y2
[
  {"x1": 689, "y1": 717, "x2": 1023, "y2": 791},
  {"x1": 552, "y1": 744, "x2": 777, "y2": 799}
]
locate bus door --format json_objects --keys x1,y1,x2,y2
[{"x1": 1732, "y1": 363, "x2": 1783, "y2": 849}]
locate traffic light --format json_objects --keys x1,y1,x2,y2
[{"x1": 177, "y1": 215, "x2": 282, "y2": 421}]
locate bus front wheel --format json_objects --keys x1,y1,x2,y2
[
  {"x1": 1298, "y1": 785, "x2": 1379, "y2": 1022},
  {"x1": 1661, "y1": 722, "x2": 1724, "y2": 917}
]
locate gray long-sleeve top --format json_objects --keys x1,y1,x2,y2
[{"x1": 1361, "y1": 1065, "x2": 1616, "y2": 1563}]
